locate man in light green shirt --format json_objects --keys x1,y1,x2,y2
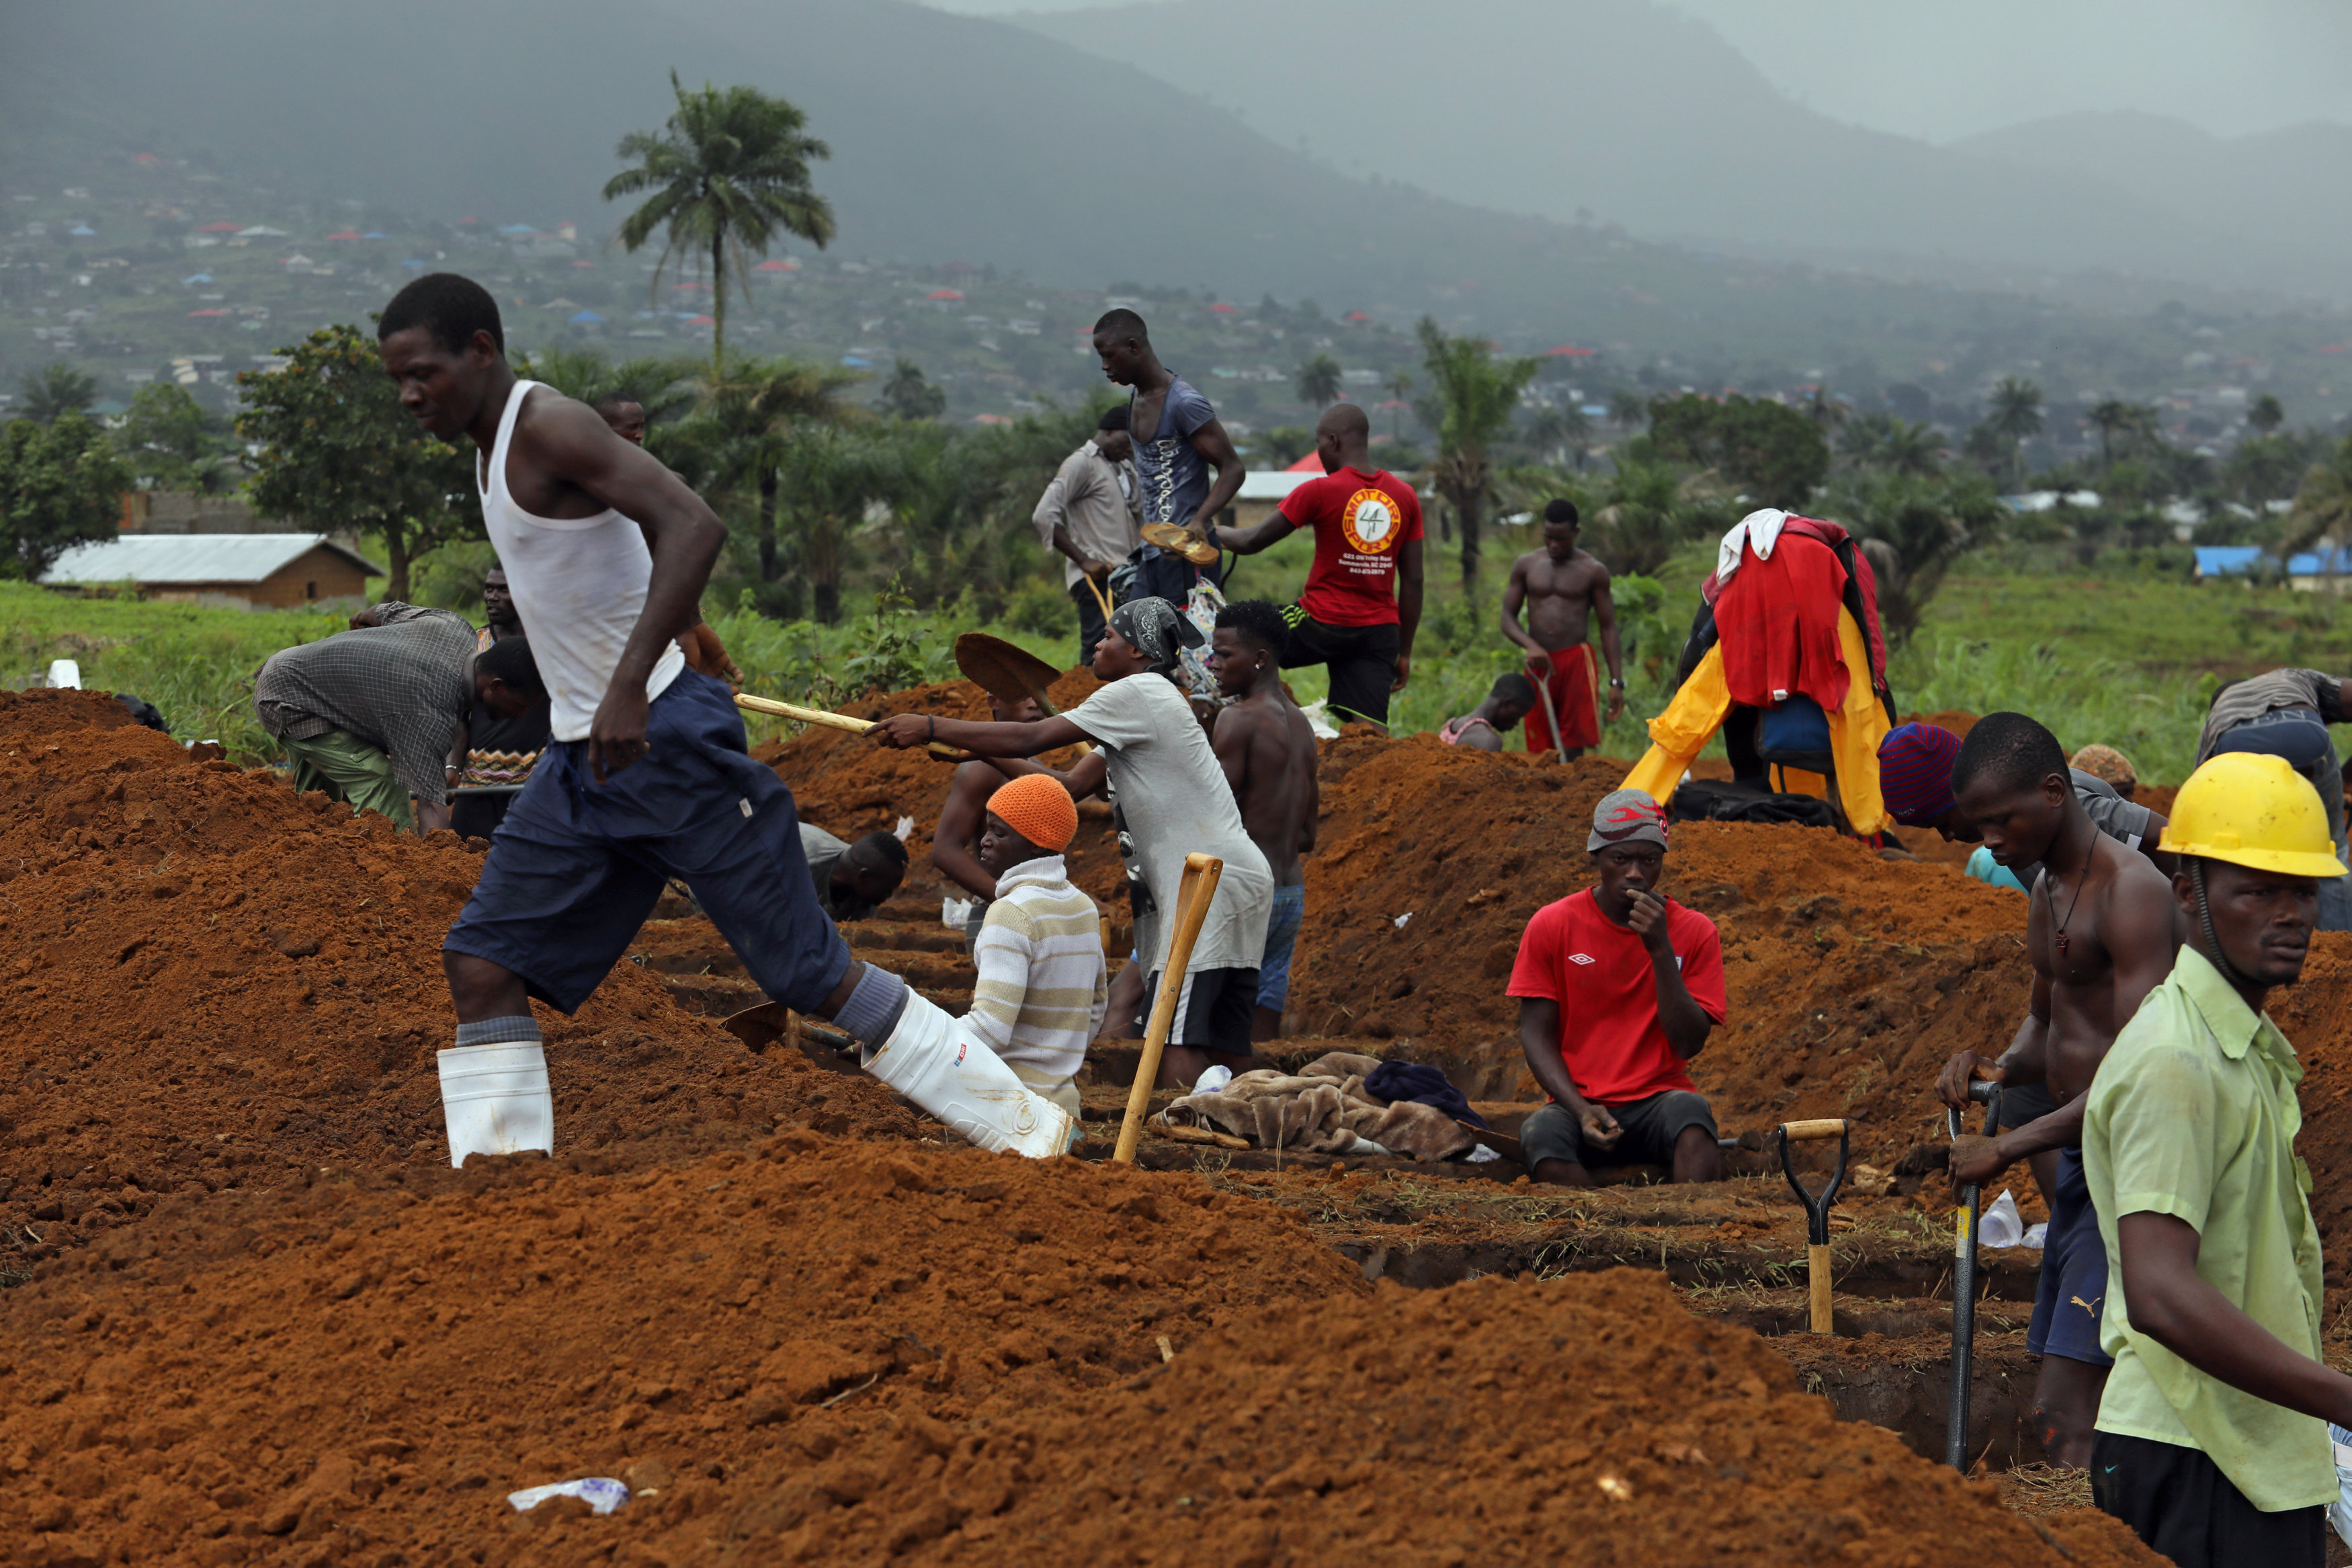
[{"x1": 2082, "y1": 750, "x2": 2350, "y2": 1568}]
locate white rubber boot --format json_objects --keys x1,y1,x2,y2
[
  {"x1": 861, "y1": 992, "x2": 1075, "y2": 1158},
  {"x1": 437, "y1": 1043, "x2": 555, "y2": 1168}
]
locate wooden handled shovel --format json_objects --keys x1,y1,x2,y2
[
  {"x1": 733, "y1": 693, "x2": 963, "y2": 760},
  {"x1": 1775, "y1": 1117, "x2": 1851, "y2": 1335},
  {"x1": 1112, "y1": 852, "x2": 1224, "y2": 1164}
]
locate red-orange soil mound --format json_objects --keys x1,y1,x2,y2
[
  {"x1": 0, "y1": 1137, "x2": 1361, "y2": 1564},
  {"x1": 0, "y1": 693, "x2": 919, "y2": 1280},
  {"x1": 512, "y1": 1269, "x2": 2156, "y2": 1567}
]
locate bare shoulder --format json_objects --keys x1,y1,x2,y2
[
  {"x1": 511, "y1": 384, "x2": 622, "y2": 468},
  {"x1": 1507, "y1": 548, "x2": 1544, "y2": 576},
  {"x1": 1574, "y1": 548, "x2": 1612, "y2": 584}
]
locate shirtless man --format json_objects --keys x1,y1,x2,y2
[
  {"x1": 375, "y1": 271, "x2": 1070, "y2": 1166},
  {"x1": 1439, "y1": 672, "x2": 1540, "y2": 753},
  {"x1": 1934, "y1": 711, "x2": 2178, "y2": 1471},
  {"x1": 1092, "y1": 308, "x2": 1246, "y2": 609},
  {"x1": 931, "y1": 692, "x2": 1046, "y2": 949},
  {"x1": 1210, "y1": 600, "x2": 1321, "y2": 1041},
  {"x1": 1501, "y1": 500, "x2": 1624, "y2": 758}
]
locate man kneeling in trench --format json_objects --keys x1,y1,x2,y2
[{"x1": 1509, "y1": 790, "x2": 1728, "y2": 1185}]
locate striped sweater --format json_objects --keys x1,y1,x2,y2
[{"x1": 964, "y1": 855, "x2": 1107, "y2": 1117}]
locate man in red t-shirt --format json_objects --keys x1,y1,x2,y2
[
  {"x1": 1213, "y1": 402, "x2": 1423, "y2": 730},
  {"x1": 1507, "y1": 789, "x2": 1728, "y2": 1186}
]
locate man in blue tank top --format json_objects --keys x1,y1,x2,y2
[
  {"x1": 374, "y1": 273, "x2": 1074, "y2": 1168},
  {"x1": 1091, "y1": 308, "x2": 1245, "y2": 609}
]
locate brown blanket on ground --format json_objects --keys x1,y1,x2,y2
[{"x1": 1156, "y1": 1051, "x2": 1475, "y2": 1162}]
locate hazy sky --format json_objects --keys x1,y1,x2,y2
[{"x1": 941, "y1": 0, "x2": 2352, "y2": 142}]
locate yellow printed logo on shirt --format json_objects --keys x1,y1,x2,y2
[{"x1": 1341, "y1": 488, "x2": 1401, "y2": 555}]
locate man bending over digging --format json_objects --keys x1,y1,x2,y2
[
  {"x1": 1508, "y1": 791, "x2": 1728, "y2": 1186},
  {"x1": 871, "y1": 597, "x2": 1273, "y2": 1089},
  {"x1": 376, "y1": 273, "x2": 1072, "y2": 1166},
  {"x1": 1934, "y1": 712, "x2": 2177, "y2": 1471}
]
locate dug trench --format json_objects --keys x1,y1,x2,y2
[{"x1": 0, "y1": 683, "x2": 2314, "y2": 1563}]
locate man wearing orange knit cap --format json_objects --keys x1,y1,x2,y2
[{"x1": 960, "y1": 774, "x2": 1109, "y2": 1125}]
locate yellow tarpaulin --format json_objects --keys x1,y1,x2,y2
[{"x1": 1621, "y1": 607, "x2": 1890, "y2": 834}]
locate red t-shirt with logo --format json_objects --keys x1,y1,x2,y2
[
  {"x1": 1279, "y1": 466, "x2": 1425, "y2": 627},
  {"x1": 1505, "y1": 889, "x2": 1727, "y2": 1104}
]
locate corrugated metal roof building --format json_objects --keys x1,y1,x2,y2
[{"x1": 41, "y1": 535, "x2": 385, "y2": 609}]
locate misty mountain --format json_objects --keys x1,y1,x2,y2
[
  {"x1": 1019, "y1": 0, "x2": 2352, "y2": 303},
  {"x1": 0, "y1": 0, "x2": 2150, "y2": 365},
  {"x1": 1954, "y1": 112, "x2": 2352, "y2": 266}
]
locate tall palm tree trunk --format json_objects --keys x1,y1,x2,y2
[
  {"x1": 757, "y1": 463, "x2": 780, "y2": 581},
  {"x1": 710, "y1": 232, "x2": 728, "y2": 367}
]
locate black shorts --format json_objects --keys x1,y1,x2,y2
[
  {"x1": 1278, "y1": 612, "x2": 1400, "y2": 730},
  {"x1": 1521, "y1": 1090, "x2": 1718, "y2": 1169},
  {"x1": 2092, "y1": 1431, "x2": 2326, "y2": 1568},
  {"x1": 1142, "y1": 966, "x2": 1259, "y2": 1058},
  {"x1": 449, "y1": 790, "x2": 517, "y2": 842}
]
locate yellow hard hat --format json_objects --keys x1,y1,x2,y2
[{"x1": 2160, "y1": 752, "x2": 2349, "y2": 877}]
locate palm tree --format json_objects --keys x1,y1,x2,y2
[
  {"x1": 2280, "y1": 436, "x2": 2352, "y2": 567},
  {"x1": 17, "y1": 363, "x2": 99, "y2": 423},
  {"x1": 1608, "y1": 388, "x2": 1648, "y2": 429},
  {"x1": 1988, "y1": 378, "x2": 2044, "y2": 443},
  {"x1": 670, "y1": 355, "x2": 859, "y2": 584},
  {"x1": 773, "y1": 423, "x2": 917, "y2": 623},
  {"x1": 604, "y1": 72, "x2": 835, "y2": 367},
  {"x1": 1381, "y1": 369, "x2": 1414, "y2": 440},
  {"x1": 1417, "y1": 317, "x2": 1540, "y2": 585},
  {"x1": 1877, "y1": 418, "x2": 1945, "y2": 478},
  {"x1": 1294, "y1": 352, "x2": 1343, "y2": 408},
  {"x1": 2249, "y1": 393, "x2": 2285, "y2": 435},
  {"x1": 2086, "y1": 400, "x2": 2148, "y2": 468},
  {"x1": 514, "y1": 345, "x2": 702, "y2": 431}
]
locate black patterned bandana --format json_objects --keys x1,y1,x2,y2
[{"x1": 1109, "y1": 596, "x2": 1202, "y2": 672}]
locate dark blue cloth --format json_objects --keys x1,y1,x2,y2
[
  {"x1": 2026, "y1": 1147, "x2": 2115, "y2": 1367},
  {"x1": 1363, "y1": 1060, "x2": 1486, "y2": 1129},
  {"x1": 2210, "y1": 707, "x2": 2333, "y2": 770},
  {"x1": 445, "y1": 669, "x2": 853, "y2": 1015}
]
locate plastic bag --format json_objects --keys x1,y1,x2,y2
[
  {"x1": 2326, "y1": 1425, "x2": 2352, "y2": 1549},
  {"x1": 1977, "y1": 1190, "x2": 2025, "y2": 1249},
  {"x1": 509, "y1": 1478, "x2": 629, "y2": 1516},
  {"x1": 941, "y1": 898, "x2": 974, "y2": 930}
]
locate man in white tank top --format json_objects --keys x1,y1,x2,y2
[{"x1": 374, "y1": 273, "x2": 1074, "y2": 1166}]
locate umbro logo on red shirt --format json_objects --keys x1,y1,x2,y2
[{"x1": 1567, "y1": 953, "x2": 1596, "y2": 965}]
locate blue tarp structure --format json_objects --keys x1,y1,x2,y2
[
  {"x1": 2195, "y1": 546, "x2": 2352, "y2": 578},
  {"x1": 569, "y1": 310, "x2": 603, "y2": 324}
]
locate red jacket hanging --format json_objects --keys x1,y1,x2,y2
[{"x1": 1712, "y1": 528, "x2": 1852, "y2": 712}]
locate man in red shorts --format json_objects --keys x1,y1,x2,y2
[
  {"x1": 1212, "y1": 402, "x2": 1423, "y2": 731},
  {"x1": 1502, "y1": 499, "x2": 1624, "y2": 758},
  {"x1": 1509, "y1": 789, "x2": 1728, "y2": 1186}
]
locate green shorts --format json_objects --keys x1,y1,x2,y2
[{"x1": 282, "y1": 728, "x2": 413, "y2": 833}]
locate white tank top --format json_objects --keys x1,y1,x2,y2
[{"x1": 477, "y1": 382, "x2": 685, "y2": 742}]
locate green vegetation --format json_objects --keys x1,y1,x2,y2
[{"x1": 0, "y1": 411, "x2": 130, "y2": 580}]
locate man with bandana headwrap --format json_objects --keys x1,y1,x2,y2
[{"x1": 872, "y1": 596, "x2": 1275, "y2": 1086}]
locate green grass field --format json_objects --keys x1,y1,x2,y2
[{"x1": 3, "y1": 542, "x2": 2331, "y2": 786}]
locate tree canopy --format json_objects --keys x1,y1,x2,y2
[
  {"x1": 0, "y1": 412, "x2": 130, "y2": 580},
  {"x1": 236, "y1": 324, "x2": 481, "y2": 601},
  {"x1": 1646, "y1": 392, "x2": 1828, "y2": 509},
  {"x1": 1417, "y1": 318, "x2": 1538, "y2": 584}
]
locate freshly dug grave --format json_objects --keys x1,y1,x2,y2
[
  {"x1": 491, "y1": 1269, "x2": 2156, "y2": 1567},
  {"x1": 753, "y1": 670, "x2": 1133, "y2": 923},
  {"x1": 0, "y1": 1137, "x2": 1363, "y2": 1565},
  {"x1": 1292, "y1": 735, "x2": 2029, "y2": 1172},
  {"x1": 0, "y1": 693, "x2": 919, "y2": 1280}
]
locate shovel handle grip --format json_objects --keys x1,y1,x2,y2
[
  {"x1": 734, "y1": 693, "x2": 962, "y2": 760},
  {"x1": 1779, "y1": 1117, "x2": 1850, "y2": 1141},
  {"x1": 1114, "y1": 855, "x2": 1224, "y2": 1165}
]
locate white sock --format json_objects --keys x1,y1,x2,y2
[{"x1": 437, "y1": 1042, "x2": 554, "y2": 1168}]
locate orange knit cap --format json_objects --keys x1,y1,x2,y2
[{"x1": 986, "y1": 773, "x2": 1077, "y2": 853}]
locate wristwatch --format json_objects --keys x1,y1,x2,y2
[{"x1": 1609, "y1": 678, "x2": 1626, "y2": 688}]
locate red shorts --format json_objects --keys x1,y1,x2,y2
[{"x1": 1525, "y1": 645, "x2": 1600, "y2": 752}]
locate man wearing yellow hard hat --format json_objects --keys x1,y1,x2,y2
[{"x1": 2083, "y1": 751, "x2": 2349, "y2": 1568}]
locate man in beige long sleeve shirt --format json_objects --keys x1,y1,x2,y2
[{"x1": 1033, "y1": 405, "x2": 1141, "y2": 662}]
